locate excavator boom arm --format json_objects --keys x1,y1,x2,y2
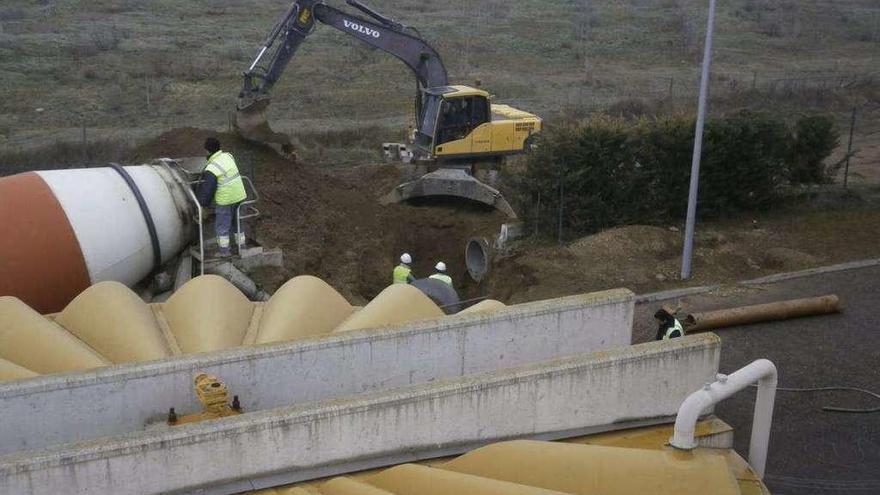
[
  {"x1": 313, "y1": 2, "x2": 448, "y2": 90},
  {"x1": 239, "y1": 0, "x2": 317, "y2": 100},
  {"x1": 236, "y1": 0, "x2": 448, "y2": 149}
]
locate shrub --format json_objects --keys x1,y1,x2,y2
[
  {"x1": 514, "y1": 110, "x2": 832, "y2": 239},
  {"x1": 514, "y1": 116, "x2": 637, "y2": 238},
  {"x1": 0, "y1": 138, "x2": 134, "y2": 176},
  {"x1": 786, "y1": 115, "x2": 839, "y2": 184},
  {"x1": 632, "y1": 111, "x2": 789, "y2": 219},
  {"x1": 607, "y1": 98, "x2": 653, "y2": 119},
  {"x1": 630, "y1": 114, "x2": 694, "y2": 220},
  {"x1": 698, "y1": 111, "x2": 790, "y2": 214}
]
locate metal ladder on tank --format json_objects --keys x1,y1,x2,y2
[
  {"x1": 182, "y1": 175, "x2": 261, "y2": 275},
  {"x1": 234, "y1": 177, "x2": 261, "y2": 257}
]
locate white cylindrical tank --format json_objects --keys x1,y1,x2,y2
[{"x1": 0, "y1": 164, "x2": 194, "y2": 313}]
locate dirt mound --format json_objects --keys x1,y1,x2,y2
[
  {"x1": 131, "y1": 128, "x2": 507, "y2": 304},
  {"x1": 130, "y1": 129, "x2": 877, "y2": 306},
  {"x1": 489, "y1": 209, "x2": 879, "y2": 304},
  {"x1": 132, "y1": 127, "x2": 217, "y2": 159},
  {"x1": 569, "y1": 225, "x2": 677, "y2": 259},
  {"x1": 760, "y1": 247, "x2": 822, "y2": 270},
  {"x1": 488, "y1": 225, "x2": 682, "y2": 303}
]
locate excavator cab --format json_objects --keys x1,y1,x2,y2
[
  {"x1": 413, "y1": 85, "x2": 541, "y2": 162},
  {"x1": 415, "y1": 87, "x2": 490, "y2": 155}
]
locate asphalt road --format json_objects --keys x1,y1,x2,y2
[{"x1": 634, "y1": 265, "x2": 880, "y2": 495}]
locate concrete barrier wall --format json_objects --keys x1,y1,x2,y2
[
  {"x1": 0, "y1": 334, "x2": 721, "y2": 495},
  {"x1": 0, "y1": 289, "x2": 633, "y2": 455}
]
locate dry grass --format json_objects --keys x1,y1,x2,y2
[{"x1": 0, "y1": 0, "x2": 878, "y2": 167}]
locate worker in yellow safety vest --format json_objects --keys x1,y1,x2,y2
[
  {"x1": 654, "y1": 308, "x2": 685, "y2": 340},
  {"x1": 429, "y1": 261, "x2": 453, "y2": 286},
  {"x1": 393, "y1": 253, "x2": 415, "y2": 284},
  {"x1": 197, "y1": 137, "x2": 248, "y2": 255}
]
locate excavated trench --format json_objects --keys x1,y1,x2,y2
[{"x1": 131, "y1": 128, "x2": 508, "y2": 304}]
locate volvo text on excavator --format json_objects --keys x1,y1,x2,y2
[{"x1": 235, "y1": 0, "x2": 541, "y2": 217}]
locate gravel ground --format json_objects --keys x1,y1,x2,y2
[{"x1": 634, "y1": 265, "x2": 880, "y2": 494}]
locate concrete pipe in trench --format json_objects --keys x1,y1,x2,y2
[{"x1": 465, "y1": 237, "x2": 491, "y2": 283}]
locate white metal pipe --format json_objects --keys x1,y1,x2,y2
[
  {"x1": 248, "y1": 46, "x2": 269, "y2": 72},
  {"x1": 669, "y1": 359, "x2": 777, "y2": 478},
  {"x1": 248, "y1": 4, "x2": 299, "y2": 73}
]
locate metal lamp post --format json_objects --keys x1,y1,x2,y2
[{"x1": 680, "y1": 0, "x2": 717, "y2": 280}]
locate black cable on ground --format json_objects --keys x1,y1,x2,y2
[
  {"x1": 765, "y1": 474, "x2": 880, "y2": 491},
  {"x1": 750, "y1": 384, "x2": 880, "y2": 413}
]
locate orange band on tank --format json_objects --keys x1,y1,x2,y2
[{"x1": 0, "y1": 172, "x2": 90, "y2": 313}]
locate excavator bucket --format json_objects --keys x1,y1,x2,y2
[
  {"x1": 381, "y1": 168, "x2": 518, "y2": 218},
  {"x1": 234, "y1": 95, "x2": 296, "y2": 159}
]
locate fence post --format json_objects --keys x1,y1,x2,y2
[
  {"x1": 752, "y1": 71, "x2": 758, "y2": 90},
  {"x1": 81, "y1": 117, "x2": 87, "y2": 165},
  {"x1": 844, "y1": 106, "x2": 857, "y2": 189},
  {"x1": 557, "y1": 163, "x2": 565, "y2": 245},
  {"x1": 534, "y1": 192, "x2": 541, "y2": 237}
]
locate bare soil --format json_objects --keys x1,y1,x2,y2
[
  {"x1": 133, "y1": 129, "x2": 880, "y2": 305},
  {"x1": 490, "y1": 207, "x2": 880, "y2": 303},
  {"x1": 132, "y1": 128, "x2": 508, "y2": 304}
]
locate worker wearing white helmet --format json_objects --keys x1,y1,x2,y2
[
  {"x1": 429, "y1": 261, "x2": 453, "y2": 286},
  {"x1": 393, "y1": 253, "x2": 415, "y2": 284}
]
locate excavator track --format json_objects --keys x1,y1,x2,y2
[{"x1": 383, "y1": 165, "x2": 517, "y2": 218}]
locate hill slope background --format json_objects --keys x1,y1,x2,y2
[{"x1": 0, "y1": 0, "x2": 878, "y2": 165}]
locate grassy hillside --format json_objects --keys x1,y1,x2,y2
[{"x1": 1, "y1": 0, "x2": 878, "y2": 165}]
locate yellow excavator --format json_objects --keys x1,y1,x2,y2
[{"x1": 235, "y1": 0, "x2": 541, "y2": 217}]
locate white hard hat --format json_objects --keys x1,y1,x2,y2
[
  {"x1": 400, "y1": 253, "x2": 412, "y2": 264},
  {"x1": 435, "y1": 261, "x2": 446, "y2": 272}
]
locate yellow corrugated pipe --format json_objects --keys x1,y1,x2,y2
[
  {"x1": 54, "y1": 281, "x2": 172, "y2": 363},
  {"x1": 255, "y1": 276, "x2": 355, "y2": 344},
  {"x1": 0, "y1": 296, "x2": 109, "y2": 373},
  {"x1": 334, "y1": 284, "x2": 445, "y2": 333},
  {"x1": 163, "y1": 275, "x2": 255, "y2": 353},
  {"x1": 0, "y1": 358, "x2": 38, "y2": 381},
  {"x1": 0, "y1": 275, "x2": 503, "y2": 384},
  {"x1": 459, "y1": 300, "x2": 507, "y2": 315}
]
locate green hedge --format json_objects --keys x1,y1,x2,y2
[
  {"x1": 514, "y1": 112, "x2": 837, "y2": 239},
  {"x1": 787, "y1": 115, "x2": 840, "y2": 184}
]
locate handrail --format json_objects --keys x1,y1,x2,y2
[
  {"x1": 669, "y1": 359, "x2": 777, "y2": 478},
  {"x1": 235, "y1": 176, "x2": 261, "y2": 249},
  {"x1": 162, "y1": 164, "x2": 256, "y2": 264},
  {"x1": 183, "y1": 186, "x2": 205, "y2": 276}
]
